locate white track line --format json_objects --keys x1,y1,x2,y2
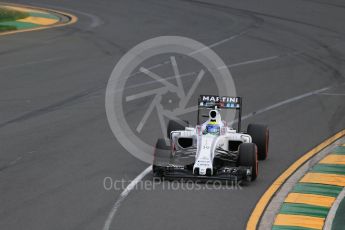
[
  {"x1": 102, "y1": 166, "x2": 152, "y2": 230},
  {"x1": 225, "y1": 55, "x2": 280, "y2": 68},
  {"x1": 324, "y1": 187, "x2": 345, "y2": 230},
  {"x1": 33, "y1": 3, "x2": 103, "y2": 29},
  {"x1": 102, "y1": 84, "x2": 335, "y2": 230},
  {"x1": 189, "y1": 30, "x2": 250, "y2": 55},
  {"x1": 240, "y1": 86, "x2": 331, "y2": 121},
  {"x1": 318, "y1": 92, "x2": 345, "y2": 96},
  {"x1": 129, "y1": 29, "x2": 250, "y2": 78}
]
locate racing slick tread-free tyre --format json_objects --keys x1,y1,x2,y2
[
  {"x1": 247, "y1": 124, "x2": 269, "y2": 160},
  {"x1": 153, "y1": 138, "x2": 171, "y2": 176},
  {"x1": 167, "y1": 119, "x2": 188, "y2": 138},
  {"x1": 238, "y1": 143, "x2": 258, "y2": 181}
]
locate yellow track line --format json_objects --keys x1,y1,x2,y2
[
  {"x1": 0, "y1": 2, "x2": 77, "y2": 36},
  {"x1": 5, "y1": 5, "x2": 45, "y2": 13},
  {"x1": 319, "y1": 155, "x2": 345, "y2": 165},
  {"x1": 300, "y1": 172, "x2": 345, "y2": 187},
  {"x1": 246, "y1": 129, "x2": 345, "y2": 230},
  {"x1": 285, "y1": 192, "x2": 335, "y2": 207},
  {"x1": 274, "y1": 214, "x2": 324, "y2": 229}
]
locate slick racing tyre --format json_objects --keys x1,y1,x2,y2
[
  {"x1": 152, "y1": 138, "x2": 171, "y2": 176},
  {"x1": 247, "y1": 124, "x2": 269, "y2": 160},
  {"x1": 238, "y1": 143, "x2": 258, "y2": 181},
  {"x1": 167, "y1": 119, "x2": 189, "y2": 138}
]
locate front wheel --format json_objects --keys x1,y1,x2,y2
[{"x1": 238, "y1": 143, "x2": 258, "y2": 181}]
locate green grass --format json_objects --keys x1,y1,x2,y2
[
  {"x1": 0, "y1": 25, "x2": 16, "y2": 31},
  {"x1": 0, "y1": 7, "x2": 29, "y2": 31},
  {"x1": 0, "y1": 7, "x2": 29, "y2": 22}
]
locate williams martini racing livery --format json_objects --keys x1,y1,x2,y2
[{"x1": 152, "y1": 95, "x2": 269, "y2": 182}]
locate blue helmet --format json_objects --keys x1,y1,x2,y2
[{"x1": 205, "y1": 123, "x2": 220, "y2": 135}]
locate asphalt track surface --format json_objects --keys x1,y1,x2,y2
[{"x1": 1, "y1": 0, "x2": 345, "y2": 230}]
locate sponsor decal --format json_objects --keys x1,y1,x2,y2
[{"x1": 200, "y1": 95, "x2": 240, "y2": 108}]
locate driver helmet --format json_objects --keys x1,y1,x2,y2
[{"x1": 205, "y1": 121, "x2": 220, "y2": 135}]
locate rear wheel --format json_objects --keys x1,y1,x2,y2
[
  {"x1": 152, "y1": 139, "x2": 171, "y2": 176},
  {"x1": 167, "y1": 120, "x2": 189, "y2": 138},
  {"x1": 238, "y1": 143, "x2": 258, "y2": 181},
  {"x1": 247, "y1": 124, "x2": 269, "y2": 160}
]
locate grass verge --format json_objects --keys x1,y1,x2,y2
[{"x1": 0, "y1": 7, "x2": 29, "y2": 32}]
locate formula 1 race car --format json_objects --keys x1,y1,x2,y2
[{"x1": 152, "y1": 95, "x2": 269, "y2": 182}]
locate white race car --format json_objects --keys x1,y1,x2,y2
[{"x1": 153, "y1": 95, "x2": 269, "y2": 182}]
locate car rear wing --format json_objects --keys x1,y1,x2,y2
[{"x1": 197, "y1": 95, "x2": 243, "y2": 131}]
